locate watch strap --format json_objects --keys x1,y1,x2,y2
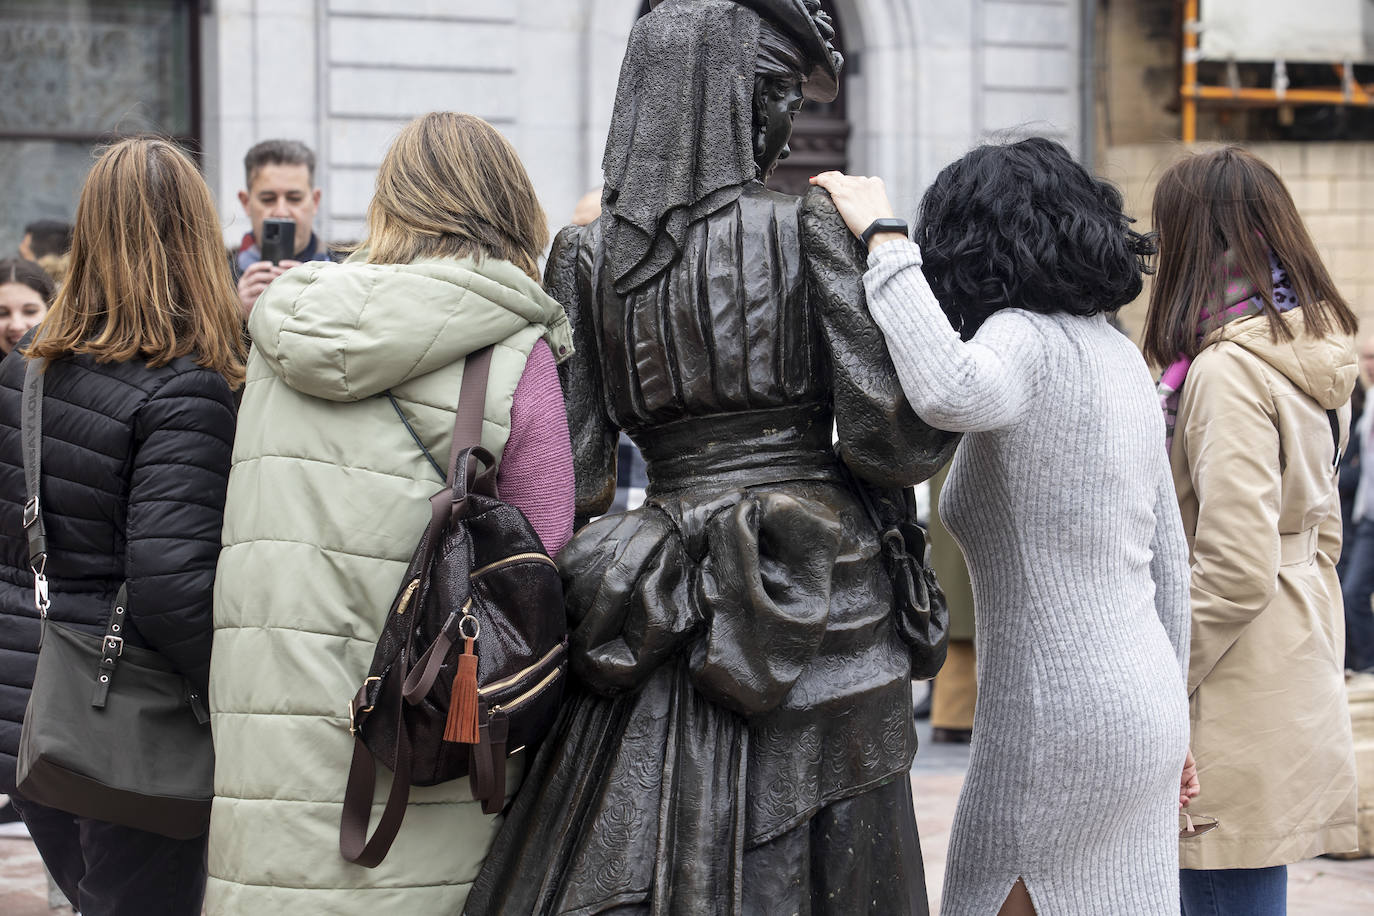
[{"x1": 861, "y1": 217, "x2": 909, "y2": 247}]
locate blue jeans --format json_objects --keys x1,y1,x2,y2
[
  {"x1": 1180, "y1": 866, "x2": 1286, "y2": 916},
  {"x1": 1341, "y1": 518, "x2": 1374, "y2": 671}
]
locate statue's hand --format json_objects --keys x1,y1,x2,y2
[{"x1": 809, "y1": 172, "x2": 902, "y2": 252}]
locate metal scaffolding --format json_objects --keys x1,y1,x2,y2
[{"x1": 1181, "y1": 0, "x2": 1374, "y2": 142}]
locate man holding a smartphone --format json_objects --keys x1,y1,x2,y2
[{"x1": 232, "y1": 139, "x2": 334, "y2": 319}]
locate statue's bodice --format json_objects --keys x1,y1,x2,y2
[
  {"x1": 588, "y1": 185, "x2": 828, "y2": 434},
  {"x1": 550, "y1": 183, "x2": 953, "y2": 514}
]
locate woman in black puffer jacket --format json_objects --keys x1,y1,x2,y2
[{"x1": 0, "y1": 138, "x2": 245, "y2": 915}]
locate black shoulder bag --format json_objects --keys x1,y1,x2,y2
[
  {"x1": 339, "y1": 347, "x2": 568, "y2": 867},
  {"x1": 15, "y1": 356, "x2": 214, "y2": 839},
  {"x1": 843, "y1": 466, "x2": 950, "y2": 680}
]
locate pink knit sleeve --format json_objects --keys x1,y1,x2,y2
[{"x1": 497, "y1": 339, "x2": 575, "y2": 556}]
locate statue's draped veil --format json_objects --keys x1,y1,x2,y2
[{"x1": 601, "y1": 0, "x2": 763, "y2": 295}]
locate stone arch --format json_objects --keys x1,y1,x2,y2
[{"x1": 829, "y1": 0, "x2": 926, "y2": 212}]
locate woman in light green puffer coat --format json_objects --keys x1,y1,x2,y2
[{"x1": 205, "y1": 112, "x2": 575, "y2": 914}]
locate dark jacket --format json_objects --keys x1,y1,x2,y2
[{"x1": 0, "y1": 342, "x2": 235, "y2": 791}]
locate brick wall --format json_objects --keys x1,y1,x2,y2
[{"x1": 1102, "y1": 142, "x2": 1374, "y2": 340}]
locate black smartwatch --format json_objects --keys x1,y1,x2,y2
[{"x1": 860, "y1": 217, "x2": 909, "y2": 247}]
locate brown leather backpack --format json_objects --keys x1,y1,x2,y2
[{"x1": 340, "y1": 347, "x2": 568, "y2": 868}]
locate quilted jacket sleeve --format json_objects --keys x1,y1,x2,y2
[{"x1": 125, "y1": 369, "x2": 235, "y2": 695}]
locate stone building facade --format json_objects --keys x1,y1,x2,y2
[
  {"x1": 209, "y1": 0, "x2": 1086, "y2": 243},
  {"x1": 1, "y1": 0, "x2": 1089, "y2": 254}
]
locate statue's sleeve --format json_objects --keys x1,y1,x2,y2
[
  {"x1": 546, "y1": 224, "x2": 618, "y2": 521},
  {"x1": 800, "y1": 188, "x2": 958, "y2": 487}
]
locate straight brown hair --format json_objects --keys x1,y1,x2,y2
[
  {"x1": 25, "y1": 138, "x2": 246, "y2": 387},
  {"x1": 360, "y1": 112, "x2": 549, "y2": 280},
  {"x1": 1143, "y1": 146, "x2": 1357, "y2": 367}
]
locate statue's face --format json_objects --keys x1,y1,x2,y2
[{"x1": 754, "y1": 75, "x2": 806, "y2": 177}]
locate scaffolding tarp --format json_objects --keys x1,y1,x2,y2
[{"x1": 1199, "y1": 0, "x2": 1374, "y2": 63}]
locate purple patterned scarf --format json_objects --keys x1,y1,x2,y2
[{"x1": 1159, "y1": 251, "x2": 1297, "y2": 453}]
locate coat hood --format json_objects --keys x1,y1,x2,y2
[
  {"x1": 1208, "y1": 309, "x2": 1356, "y2": 410},
  {"x1": 247, "y1": 256, "x2": 573, "y2": 402}
]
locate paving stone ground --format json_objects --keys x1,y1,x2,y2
[
  {"x1": 1, "y1": 705, "x2": 1371, "y2": 914},
  {"x1": 0, "y1": 832, "x2": 54, "y2": 916}
]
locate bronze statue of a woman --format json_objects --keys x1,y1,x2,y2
[{"x1": 466, "y1": 1, "x2": 956, "y2": 912}]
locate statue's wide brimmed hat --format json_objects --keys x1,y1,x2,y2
[{"x1": 649, "y1": 0, "x2": 842, "y2": 102}]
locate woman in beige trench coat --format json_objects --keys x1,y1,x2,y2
[{"x1": 1144, "y1": 146, "x2": 1360, "y2": 915}]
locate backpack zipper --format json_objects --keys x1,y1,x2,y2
[
  {"x1": 469, "y1": 552, "x2": 557, "y2": 579},
  {"x1": 478, "y1": 643, "x2": 564, "y2": 696},
  {"x1": 489, "y1": 667, "x2": 563, "y2": 714},
  {"x1": 394, "y1": 578, "x2": 420, "y2": 615}
]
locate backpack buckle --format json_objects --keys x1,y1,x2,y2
[{"x1": 348, "y1": 676, "x2": 381, "y2": 735}]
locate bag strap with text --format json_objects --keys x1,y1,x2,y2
[
  {"x1": 21, "y1": 358, "x2": 49, "y2": 618},
  {"x1": 22, "y1": 357, "x2": 140, "y2": 709}
]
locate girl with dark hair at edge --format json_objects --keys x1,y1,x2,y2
[
  {"x1": 814, "y1": 139, "x2": 1195, "y2": 915},
  {"x1": 1142, "y1": 146, "x2": 1359, "y2": 916},
  {"x1": 0, "y1": 137, "x2": 245, "y2": 915},
  {"x1": 0, "y1": 259, "x2": 55, "y2": 356}
]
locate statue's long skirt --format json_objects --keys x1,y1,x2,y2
[
  {"x1": 465, "y1": 667, "x2": 928, "y2": 915},
  {"x1": 465, "y1": 480, "x2": 931, "y2": 916}
]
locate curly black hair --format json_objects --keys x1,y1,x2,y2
[{"x1": 913, "y1": 137, "x2": 1155, "y2": 338}]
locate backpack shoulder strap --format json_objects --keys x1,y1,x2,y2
[
  {"x1": 386, "y1": 346, "x2": 498, "y2": 485},
  {"x1": 340, "y1": 668, "x2": 414, "y2": 867},
  {"x1": 446, "y1": 347, "x2": 494, "y2": 486}
]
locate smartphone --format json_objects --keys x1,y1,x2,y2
[{"x1": 260, "y1": 218, "x2": 296, "y2": 265}]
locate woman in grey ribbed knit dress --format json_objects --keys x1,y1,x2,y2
[{"x1": 815, "y1": 139, "x2": 1196, "y2": 915}]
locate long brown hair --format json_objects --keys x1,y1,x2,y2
[
  {"x1": 360, "y1": 112, "x2": 549, "y2": 280},
  {"x1": 1143, "y1": 146, "x2": 1356, "y2": 367},
  {"x1": 25, "y1": 138, "x2": 246, "y2": 387}
]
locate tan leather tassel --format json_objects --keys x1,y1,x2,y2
[{"x1": 444, "y1": 637, "x2": 480, "y2": 744}]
